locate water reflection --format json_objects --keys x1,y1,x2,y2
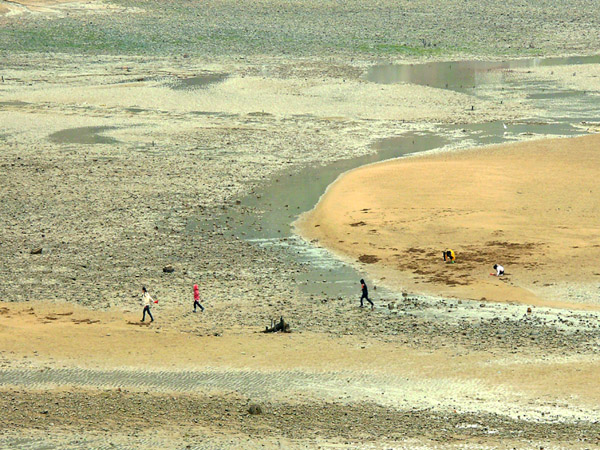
[{"x1": 366, "y1": 55, "x2": 600, "y2": 92}]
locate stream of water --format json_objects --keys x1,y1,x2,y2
[{"x1": 234, "y1": 56, "x2": 600, "y2": 300}]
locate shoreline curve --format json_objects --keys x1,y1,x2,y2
[{"x1": 296, "y1": 133, "x2": 600, "y2": 310}]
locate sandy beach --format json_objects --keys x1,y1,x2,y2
[
  {"x1": 298, "y1": 134, "x2": 600, "y2": 308},
  {"x1": 2, "y1": 0, "x2": 600, "y2": 448},
  {"x1": 1, "y1": 299, "x2": 599, "y2": 449}
]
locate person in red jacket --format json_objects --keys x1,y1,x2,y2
[{"x1": 193, "y1": 284, "x2": 204, "y2": 312}]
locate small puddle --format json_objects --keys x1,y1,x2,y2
[
  {"x1": 48, "y1": 126, "x2": 119, "y2": 145},
  {"x1": 171, "y1": 73, "x2": 228, "y2": 90},
  {"x1": 126, "y1": 107, "x2": 146, "y2": 114},
  {"x1": 191, "y1": 111, "x2": 239, "y2": 119},
  {"x1": 0, "y1": 100, "x2": 29, "y2": 107}
]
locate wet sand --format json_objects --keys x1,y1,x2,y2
[{"x1": 298, "y1": 133, "x2": 600, "y2": 308}]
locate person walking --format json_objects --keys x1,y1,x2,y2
[
  {"x1": 360, "y1": 278, "x2": 374, "y2": 309},
  {"x1": 141, "y1": 286, "x2": 156, "y2": 322},
  {"x1": 193, "y1": 284, "x2": 204, "y2": 312}
]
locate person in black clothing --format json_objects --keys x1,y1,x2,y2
[{"x1": 360, "y1": 278, "x2": 374, "y2": 309}]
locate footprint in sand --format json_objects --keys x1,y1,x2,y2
[
  {"x1": 71, "y1": 318, "x2": 100, "y2": 325},
  {"x1": 126, "y1": 320, "x2": 151, "y2": 327}
]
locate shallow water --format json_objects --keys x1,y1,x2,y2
[
  {"x1": 365, "y1": 55, "x2": 600, "y2": 92},
  {"x1": 234, "y1": 122, "x2": 582, "y2": 299},
  {"x1": 171, "y1": 73, "x2": 228, "y2": 90},
  {"x1": 0, "y1": 100, "x2": 29, "y2": 107},
  {"x1": 229, "y1": 56, "x2": 600, "y2": 300},
  {"x1": 48, "y1": 126, "x2": 119, "y2": 145}
]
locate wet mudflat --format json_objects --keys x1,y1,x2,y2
[
  {"x1": 365, "y1": 55, "x2": 600, "y2": 91},
  {"x1": 171, "y1": 73, "x2": 229, "y2": 90},
  {"x1": 48, "y1": 126, "x2": 119, "y2": 144}
]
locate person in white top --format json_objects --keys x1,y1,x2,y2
[
  {"x1": 141, "y1": 286, "x2": 156, "y2": 322},
  {"x1": 493, "y1": 264, "x2": 504, "y2": 276}
]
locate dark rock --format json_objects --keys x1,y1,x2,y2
[
  {"x1": 162, "y1": 265, "x2": 175, "y2": 273},
  {"x1": 264, "y1": 317, "x2": 291, "y2": 333},
  {"x1": 248, "y1": 404, "x2": 263, "y2": 415}
]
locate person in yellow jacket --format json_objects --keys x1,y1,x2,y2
[{"x1": 443, "y1": 249, "x2": 456, "y2": 263}]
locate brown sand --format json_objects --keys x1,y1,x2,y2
[
  {"x1": 298, "y1": 133, "x2": 600, "y2": 308},
  {"x1": 2, "y1": 300, "x2": 599, "y2": 409}
]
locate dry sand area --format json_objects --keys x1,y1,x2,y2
[
  {"x1": 0, "y1": 300, "x2": 599, "y2": 449},
  {"x1": 299, "y1": 134, "x2": 600, "y2": 308},
  {"x1": 2, "y1": 0, "x2": 600, "y2": 448}
]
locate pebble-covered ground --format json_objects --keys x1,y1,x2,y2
[{"x1": 1, "y1": 390, "x2": 598, "y2": 449}]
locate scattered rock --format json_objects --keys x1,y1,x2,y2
[
  {"x1": 30, "y1": 247, "x2": 43, "y2": 255},
  {"x1": 248, "y1": 404, "x2": 263, "y2": 415},
  {"x1": 349, "y1": 221, "x2": 367, "y2": 227}
]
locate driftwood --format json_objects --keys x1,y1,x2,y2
[{"x1": 264, "y1": 316, "x2": 291, "y2": 333}]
